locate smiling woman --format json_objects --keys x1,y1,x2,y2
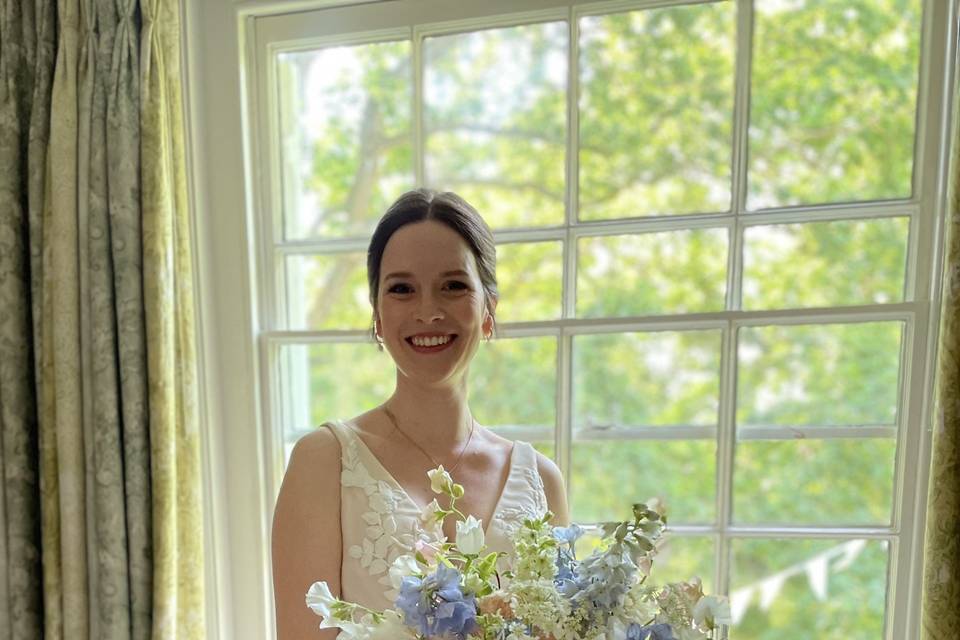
[{"x1": 270, "y1": 189, "x2": 570, "y2": 639}]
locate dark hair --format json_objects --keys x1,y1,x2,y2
[{"x1": 367, "y1": 189, "x2": 498, "y2": 349}]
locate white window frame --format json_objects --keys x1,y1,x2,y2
[{"x1": 183, "y1": 1, "x2": 960, "y2": 639}]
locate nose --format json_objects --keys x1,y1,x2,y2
[{"x1": 415, "y1": 291, "x2": 444, "y2": 323}]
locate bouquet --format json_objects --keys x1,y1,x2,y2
[{"x1": 306, "y1": 466, "x2": 731, "y2": 640}]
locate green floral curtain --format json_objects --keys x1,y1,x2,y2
[
  {"x1": 0, "y1": 0, "x2": 203, "y2": 638},
  {"x1": 922, "y1": 90, "x2": 960, "y2": 638},
  {"x1": 140, "y1": 0, "x2": 205, "y2": 635}
]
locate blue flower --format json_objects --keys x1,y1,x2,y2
[
  {"x1": 552, "y1": 524, "x2": 584, "y2": 546},
  {"x1": 625, "y1": 623, "x2": 676, "y2": 640},
  {"x1": 396, "y1": 576, "x2": 430, "y2": 632},
  {"x1": 553, "y1": 524, "x2": 583, "y2": 589},
  {"x1": 394, "y1": 564, "x2": 477, "y2": 639},
  {"x1": 560, "y1": 545, "x2": 637, "y2": 627}
]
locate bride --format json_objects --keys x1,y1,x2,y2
[{"x1": 271, "y1": 189, "x2": 570, "y2": 638}]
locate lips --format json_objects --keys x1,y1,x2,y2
[{"x1": 405, "y1": 334, "x2": 458, "y2": 353}]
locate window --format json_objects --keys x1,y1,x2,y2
[{"x1": 241, "y1": 0, "x2": 951, "y2": 637}]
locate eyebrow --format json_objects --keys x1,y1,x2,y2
[{"x1": 383, "y1": 269, "x2": 470, "y2": 281}]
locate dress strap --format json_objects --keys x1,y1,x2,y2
[
  {"x1": 323, "y1": 419, "x2": 352, "y2": 448},
  {"x1": 498, "y1": 441, "x2": 549, "y2": 517}
]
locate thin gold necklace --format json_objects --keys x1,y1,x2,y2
[{"x1": 382, "y1": 406, "x2": 476, "y2": 476}]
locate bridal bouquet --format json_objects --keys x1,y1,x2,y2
[{"x1": 306, "y1": 466, "x2": 731, "y2": 640}]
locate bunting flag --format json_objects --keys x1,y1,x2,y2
[
  {"x1": 759, "y1": 572, "x2": 788, "y2": 610},
  {"x1": 805, "y1": 554, "x2": 830, "y2": 601},
  {"x1": 729, "y1": 587, "x2": 754, "y2": 624},
  {"x1": 834, "y1": 539, "x2": 867, "y2": 571},
  {"x1": 728, "y1": 539, "x2": 868, "y2": 624}
]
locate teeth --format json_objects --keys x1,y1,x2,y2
[{"x1": 412, "y1": 335, "x2": 451, "y2": 347}]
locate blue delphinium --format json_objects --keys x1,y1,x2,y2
[
  {"x1": 561, "y1": 543, "x2": 638, "y2": 631},
  {"x1": 395, "y1": 564, "x2": 477, "y2": 639},
  {"x1": 553, "y1": 524, "x2": 583, "y2": 586},
  {"x1": 625, "y1": 622, "x2": 676, "y2": 640}
]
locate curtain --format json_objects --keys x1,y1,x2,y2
[
  {"x1": 0, "y1": 0, "x2": 203, "y2": 638},
  {"x1": 140, "y1": 0, "x2": 204, "y2": 636},
  {"x1": 0, "y1": 0, "x2": 55, "y2": 637},
  {"x1": 922, "y1": 92, "x2": 960, "y2": 637}
]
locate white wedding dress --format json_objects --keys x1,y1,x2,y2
[{"x1": 324, "y1": 418, "x2": 549, "y2": 611}]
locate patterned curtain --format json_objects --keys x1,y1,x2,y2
[
  {"x1": 140, "y1": 0, "x2": 205, "y2": 635},
  {"x1": 0, "y1": 0, "x2": 203, "y2": 638},
  {"x1": 922, "y1": 88, "x2": 960, "y2": 637}
]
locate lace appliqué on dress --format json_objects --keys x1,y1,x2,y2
[
  {"x1": 340, "y1": 434, "x2": 434, "y2": 600},
  {"x1": 493, "y1": 465, "x2": 549, "y2": 539}
]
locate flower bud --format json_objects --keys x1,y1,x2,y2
[
  {"x1": 427, "y1": 466, "x2": 454, "y2": 494},
  {"x1": 456, "y1": 515, "x2": 485, "y2": 555}
]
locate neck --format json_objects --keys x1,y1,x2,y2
[{"x1": 384, "y1": 372, "x2": 474, "y2": 448}]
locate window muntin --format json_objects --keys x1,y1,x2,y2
[{"x1": 256, "y1": 0, "x2": 937, "y2": 637}]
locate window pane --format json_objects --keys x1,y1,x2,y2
[
  {"x1": 571, "y1": 439, "x2": 715, "y2": 524},
  {"x1": 277, "y1": 42, "x2": 415, "y2": 240},
  {"x1": 579, "y1": 3, "x2": 735, "y2": 219},
  {"x1": 650, "y1": 535, "x2": 715, "y2": 592},
  {"x1": 730, "y1": 539, "x2": 888, "y2": 639},
  {"x1": 577, "y1": 229, "x2": 728, "y2": 317},
  {"x1": 574, "y1": 531, "x2": 715, "y2": 593},
  {"x1": 284, "y1": 253, "x2": 369, "y2": 330},
  {"x1": 424, "y1": 22, "x2": 567, "y2": 228},
  {"x1": 737, "y1": 322, "x2": 903, "y2": 427},
  {"x1": 748, "y1": 0, "x2": 921, "y2": 209},
  {"x1": 742, "y1": 217, "x2": 909, "y2": 310},
  {"x1": 470, "y1": 336, "x2": 556, "y2": 429},
  {"x1": 278, "y1": 343, "x2": 395, "y2": 462},
  {"x1": 496, "y1": 241, "x2": 563, "y2": 323},
  {"x1": 573, "y1": 331, "x2": 721, "y2": 428},
  {"x1": 533, "y1": 441, "x2": 555, "y2": 461},
  {"x1": 734, "y1": 438, "x2": 896, "y2": 525}
]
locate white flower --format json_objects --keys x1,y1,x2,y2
[
  {"x1": 428, "y1": 466, "x2": 453, "y2": 494},
  {"x1": 389, "y1": 554, "x2": 421, "y2": 589},
  {"x1": 692, "y1": 595, "x2": 732, "y2": 628},
  {"x1": 368, "y1": 610, "x2": 417, "y2": 640},
  {"x1": 337, "y1": 616, "x2": 373, "y2": 640},
  {"x1": 305, "y1": 581, "x2": 339, "y2": 629},
  {"x1": 420, "y1": 498, "x2": 443, "y2": 524},
  {"x1": 456, "y1": 515, "x2": 485, "y2": 555}
]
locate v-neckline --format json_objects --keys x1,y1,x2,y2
[{"x1": 338, "y1": 418, "x2": 516, "y2": 538}]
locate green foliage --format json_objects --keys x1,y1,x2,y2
[
  {"x1": 749, "y1": 0, "x2": 921, "y2": 208},
  {"x1": 579, "y1": 3, "x2": 736, "y2": 218}
]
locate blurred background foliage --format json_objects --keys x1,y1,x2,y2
[{"x1": 273, "y1": 1, "x2": 922, "y2": 637}]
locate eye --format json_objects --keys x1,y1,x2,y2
[
  {"x1": 387, "y1": 283, "x2": 412, "y2": 294},
  {"x1": 445, "y1": 280, "x2": 469, "y2": 291}
]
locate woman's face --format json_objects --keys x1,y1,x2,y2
[{"x1": 375, "y1": 220, "x2": 495, "y2": 386}]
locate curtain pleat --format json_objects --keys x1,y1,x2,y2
[
  {"x1": 140, "y1": 0, "x2": 204, "y2": 636},
  {"x1": 44, "y1": 0, "x2": 89, "y2": 637},
  {"x1": 76, "y1": 0, "x2": 99, "y2": 631},
  {"x1": 85, "y1": 0, "x2": 128, "y2": 637},
  {"x1": 0, "y1": 0, "x2": 46, "y2": 638},
  {"x1": 107, "y1": 2, "x2": 153, "y2": 637}
]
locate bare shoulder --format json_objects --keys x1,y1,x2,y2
[
  {"x1": 533, "y1": 450, "x2": 570, "y2": 526},
  {"x1": 272, "y1": 426, "x2": 343, "y2": 638},
  {"x1": 273, "y1": 424, "x2": 342, "y2": 547},
  {"x1": 534, "y1": 450, "x2": 563, "y2": 491},
  {"x1": 291, "y1": 424, "x2": 341, "y2": 462}
]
